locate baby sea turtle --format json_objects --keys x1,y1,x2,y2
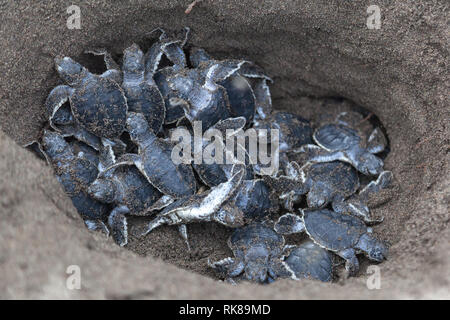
[
  {"x1": 190, "y1": 48, "x2": 256, "y2": 124},
  {"x1": 209, "y1": 223, "x2": 290, "y2": 283},
  {"x1": 277, "y1": 209, "x2": 388, "y2": 276},
  {"x1": 168, "y1": 58, "x2": 249, "y2": 131},
  {"x1": 300, "y1": 122, "x2": 387, "y2": 176},
  {"x1": 283, "y1": 240, "x2": 334, "y2": 282},
  {"x1": 41, "y1": 130, "x2": 110, "y2": 221},
  {"x1": 46, "y1": 56, "x2": 127, "y2": 139},
  {"x1": 141, "y1": 165, "x2": 246, "y2": 249},
  {"x1": 109, "y1": 112, "x2": 197, "y2": 198},
  {"x1": 121, "y1": 43, "x2": 165, "y2": 134},
  {"x1": 149, "y1": 28, "x2": 191, "y2": 124},
  {"x1": 264, "y1": 161, "x2": 359, "y2": 211}
]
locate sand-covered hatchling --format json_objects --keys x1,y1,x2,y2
[
  {"x1": 46, "y1": 56, "x2": 127, "y2": 139},
  {"x1": 209, "y1": 223, "x2": 291, "y2": 283},
  {"x1": 277, "y1": 209, "x2": 389, "y2": 276},
  {"x1": 141, "y1": 165, "x2": 246, "y2": 249},
  {"x1": 109, "y1": 112, "x2": 197, "y2": 199},
  {"x1": 299, "y1": 118, "x2": 388, "y2": 175}
]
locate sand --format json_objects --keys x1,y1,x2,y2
[{"x1": 0, "y1": 0, "x2": 449, "y2": 299}]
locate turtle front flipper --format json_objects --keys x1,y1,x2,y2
[
  {"x1": 108, "y1": 205, "x2": 129, "y2": 246},
  {"x1": 338, "y1": 248, "x2": 359, "y2": 277},
  {"x1": 298, "y1": 144, "x2": 347, "y2": 163},
  {"x1": 366, "y1": 128, "x2": 387, "y2": 154},
  {"x1": 46, "y1": 85, "x2": 75, "y2": 128},
  {"x1": 178, "y1": 224, "x2": 191, "y2": 251},
  {"x1": 208, "y1": 257, "x2": 245, "y2": 280}
]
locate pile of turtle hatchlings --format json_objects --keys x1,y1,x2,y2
[{"x1": 26, "y1": 28, "x2": 394, "y2": 284}]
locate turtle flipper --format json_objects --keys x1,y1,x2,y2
[
  {"x1": 45, "y1": 85, "x2": 74, "y2": 125},
  {"x1": 208, "y1": 257, "x2": 245, "y2": 279},
  {"x1": 141, "y1": 215, "x2": 171, "y2": 237},
  {"x1": 366, "y1": 128, "x2": 387, "y2": 154},
  {"x1": 108, "y1": 205, "x2": 129, "y2": 247},
  {"x1": 298, "y1": 144, "x2": 347, "y2": 163},
  {"x1": 338, "y1": 248, "x2": 359, "y2": 277},
  {"x1": 178, "y1": 224, "x2": 191, "y2": 251},
  {"x1": 85, "y1": 48, "x2": 120, "y2": 70}
]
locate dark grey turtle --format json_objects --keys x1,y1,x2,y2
[
  {"x1": 168, "y1": 58, "x2": 249, "y2": 131},
  {"x1": 41, "y1": 130, "x2": 110, "y2": 221},
  {"x1": 121, "y1": 43, "x2": 165, "y2": 134},
  {"x1": 264, "y1": 161, "x2": 359, "y2": 211},
  {"x1": 140, "y1": 165, "x2": 246, "y2": 249},
  {"x1": 208, "y1": 223, "x2": 291, "y2": 283},
  {"x1": 108, "y1": 112, "x2": 197, "y2": 198},
  {"x1": 188, "y1": 116, "x2": 254, "y2": 187},
  {"x1": 283, "y1": 240, "x2": 334, "y2": 282},
  {"x1": 300, "y1": 209, "x2": 388, "y2": 276},
  {"x1": 190, "y1": 48, "x2": 256, "y2": 124},
  {"x1": 300, "y1": 122, "x2": 387, "y2": 176},
  {"x1": 148, "y1": 28, "x2": 191, "y2": 124},
  {"x1": 255, "y1": 112, "x2": 313, "y2": 153},
  {"x1": 46, "y1": 56, "x2": 127, "y2": 139},
  {"x1": 87, "y1": 162, "x2": 162, "y2": 246}
]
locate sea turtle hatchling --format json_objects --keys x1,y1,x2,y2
[
  {"x1": 121, "y1": 43, "x2": 165, "y2": 134},
  {"x1": 149, "y1": 28, "x2": 191, "y2": 124},
  {"x1": 208, "y1": 223, "x2": 291, "y2": 283},
  {"x1": 140, "y1": 165, "x2": 246, "y2": 250},
  {"x1": 41, "y1": 130, "x2": 110, "y2": 221},
  {"x1": 275, "y1": 209, "x2": 388, "y2": 276},
  {"x1": 108, "y1": 112, "x2": 197, "y2": 199},
  {"x1": 46, "y1": 56, "x2": 128, "y2": 139},
  {"x1": 190, "y1": 48, "x2": 256, "y2": 124},
  {"x1": 87, "y1": 160, "x2": 163, "y2": 246},
  {"x1": 299, "y1": 122, "x2": 388, "y2": 176},
  {"x1": 283, "y1": 240, "x2": 334, "y2": 282}
]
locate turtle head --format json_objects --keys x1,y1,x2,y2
[
  {"x1": 55, "y1": 56, "x2": 86, "y2": 85},
  {"x1": 123, "y1": 44, "x2": 144, "y2": 76},
  {"x1": 213, "y1": 204, "x2": 245, "y2": 228},
  {"x1": 367, "y1": 240, "x2": 389, "y2": 262},
  {"x1": 41, "y1": 130, "x2": 70, "y2": 159},
  {"x1": 88, "y1": 178, "x2": 118, "y2": 203},
  {"x1": 126, "y1": 112, "x2": 151, "y2": 142},
  {"x1": 307, "y1": 182, "x2": 331, "y2": 208}
]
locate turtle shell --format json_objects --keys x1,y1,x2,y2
[
  {"x1": 313, "y1": 124, "x2": 361, "y2": 151},
  {"x1": 308, "y1": 161, "x2": 359, "y2": 198},
  {"x1": 284, "y1": 240, "x2": 333, "y2": 282},
  {"x1": 303, "y1": 209, "x2": 366, "y2": 252},
  {"x1": 122, "y1": 82, "x2": 165, "y2": 134},
  {"x1": 229, "y1": 223, "x2": 284, "y2": 255},
  {"x1": 140, "y1": 137, "x2": 197, "y2": 198},
  {"x1": 71, "y1": 77, "x2": 127, "y2": 138},
  {"x1": 256, "y1": 112, "x2": 313, "y2": 152},
  {"x1": 219, "y1": 74, "x2": 255, "y2": 124},
  {"x1": 231, "y1": 180, "x2": 273, "y2": 220},
  {"x1": 114, "y1": 166, "x2": 162, "y2": 215}
]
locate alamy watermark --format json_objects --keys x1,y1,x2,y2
[
  {"x1": 66, "y1": 5, "x2": 81, "y2": 30},
  {"x1": 66, "y1": 265, "x2": 81, "y2": 290},
  {"x1": 366, "y1": 265, "x2": 381, "y2": 289},
  {"x1": 170, "y1": 121, "x2": 280, "y2": 176},
  {"x1": 367, "y1": 5, "x2": 381, "y2": 30}
]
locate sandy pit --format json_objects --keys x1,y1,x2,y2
[{"x1": 0, "y1": 0, "x2": 448, "y2": 299}]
